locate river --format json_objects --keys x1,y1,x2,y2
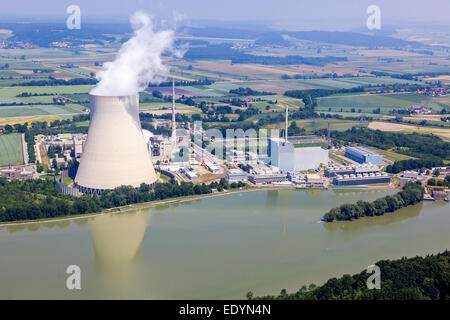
[{"x1": 0, "y1": 189, "x2": 449, "y2": 299}]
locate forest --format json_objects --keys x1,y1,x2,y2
[
  {"x1": 323, "y1": 182, "x2": 424, "y2": 222},
  {"x1": 249, "y1": 251, "x2": 450, "y2": 300},
  {"x1": 0, "y1": 177, "x2": 246, "y2": 223}
]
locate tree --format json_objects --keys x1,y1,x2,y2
[{"x1": 152, "y1": 90, "x2": 163, "y2": 99}]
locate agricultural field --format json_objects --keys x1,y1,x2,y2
[
  {"x1": 316, "y1": 92, "x2": 449, "y2": 115},
  {"x1": 0, "y1": 85, "x2": 94, "y2": 97},
  {"x1": 266, "y1": 119, "x2": 360, "y2": 133},
  {"x1": 0, "y1": 103, "x2": 86, "y2": 118},
  {"x1": 0, "y1": 115, "x2": 63, "y2": 126},
  {"x1": 167, "y1": 77, "x2": 427, "y2": 98},
  {"x1": 0, "y1": 133, "x2": 24, "y2": 166},
  {"x1": 368, "y1": 121, "x2": 450, "y2": 141}
]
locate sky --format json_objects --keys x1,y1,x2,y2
[{"x1": 1, "y1": 0, "x2": 449, "y2": 30}]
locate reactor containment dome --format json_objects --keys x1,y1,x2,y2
[{"x1": 75, "y1": 94, "x2": 158, "y2": 193}]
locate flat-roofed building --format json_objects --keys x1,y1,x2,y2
[
  {"x1": 248, "y1": 174, "x2": 287, "y2": 185},
  {"x1": 306, "y1": 173, "x2": 325, "y2": 188},
  {"x1": 287, "y1": 171, "x2": 305, "y2": 183},
  {"x1": 0, "y1": 167, "x2": 34, "y2": 180},
  {"x1": 185, "y1": 171, "x2": 198, "y2": 180},
  {"x1": 325, "y1": 164, "x2": 380, "y2": 177},
  {"x1": 333, "y1": 172, "x2": 390, "y2": 186},
  {"x1": 294, "y1": 146, "x2": 328, "y2": 171},
  {"x1": 226, "y1": 169, "x2": 248, "y2": 182},
  {"x1": 345, "y1": 147, "x2": 383, "y2": 165}
]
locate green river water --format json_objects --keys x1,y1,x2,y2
[{"x1": 0, "y1": 189, "x2": 449, "y2": 299}]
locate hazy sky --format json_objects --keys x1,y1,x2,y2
[{"x1": 1, "y1": 0, "x2": 449, "y2": 30}]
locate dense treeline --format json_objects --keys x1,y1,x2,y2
[
  {"x1": 323, "y1": 182, "x2": 424, "y2": 222},
  {"x1": 329, "y1": 127, "x2": 450, "y2": 161},
  {"x1": 24, "y1": 130, "x2": 36, "y2": 163},
  {"x1": 250, "y1": 251, "x2": 450, "y2": 300},
  {"x1": 0, "y1": 177, "x2": 246, "y2": 222},
  {"x1": 229, "y1": 87, "x2": 275, "y2": 96},
  {"x1": 11, "y1": 78, "x2": 97, "y2": 86},
  {"x1": 386, "y1": 159, "x2": 444, "y2": 174},
  {"x1": 284, "y1": 87, "x2": 365, "y2": 105},
  {"x1": 371, "y1": 71, "x2": 450, "y2": 81}
]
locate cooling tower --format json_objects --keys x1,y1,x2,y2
[{"x1": 75, "y1": 94, "x2": 157, "y2": 193}]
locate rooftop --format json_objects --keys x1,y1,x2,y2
[{"x1": 346, "y1": 146, "x2": 380, "y2": 157}]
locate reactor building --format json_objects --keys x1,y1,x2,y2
[
  {"x1": 75, "y1": 94, "x2": 158, "y2": 193},
  {"x1": 268, "y1": 106, "x2": 328, "y2": 172}
]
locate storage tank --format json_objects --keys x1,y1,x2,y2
[{"x1": 75, "y1": 94, "x2": 157, "y2": 193}]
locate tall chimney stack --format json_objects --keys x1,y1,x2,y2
[
  {"x1": 171, "y1": 79, "x2": 176, "y2": 143},
  {"x1": 285, "y1": 105, "x2": 288, "y2": 144}
]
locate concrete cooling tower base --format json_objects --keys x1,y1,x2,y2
[{"x1": 75, "y1": 94, "x2": 157, "y2": 193}]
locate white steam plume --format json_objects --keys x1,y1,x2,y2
[{"x1": 91, "y1": 11, "x2": 175, "y2": 96}]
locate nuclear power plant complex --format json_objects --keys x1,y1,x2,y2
[{"x1": 74, "y1": 94, "x2": 158, "y2": 193}]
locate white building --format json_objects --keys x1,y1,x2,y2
[
  {"x1": 294, "y1": 147, "x2": 329, "y2": 171},
  {"x1": 269, "y1": 138, "x2": 295, "y2": 172},
  {"x1": 72, "y1": 134, "x2": 86, "y2": 158}
]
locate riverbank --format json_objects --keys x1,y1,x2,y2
[{"x1": 0, "y1": 185, "x2": 295, "y2": 227}]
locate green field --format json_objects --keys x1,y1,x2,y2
[
  {"x1": 0, "y1": 103, "x2": 85, "y2": 118},
  {"x1": 0, "y1": 85, "x2": 94, "y2": 97},
  {"x1": 0, "y1": 133, "x2": 24, "y2": 166},
  {"x1": 366, "y1": 146, "x2": 415, "y2": 162},
  {"x1": 316, "y1": 93, "x2": 449, "y2": 114}
]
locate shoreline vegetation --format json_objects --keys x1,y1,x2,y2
[
  {"x1": 0, "y1": 182, "x2": 397, "y2": 227},
  {"x1": 0, "y1": 177, "x2": 248, "y2": 225},
  {"x1": 248, "y1": 250, "x2": 450, "y2": 300},
  {"x1": 323, "y1": 181, "x2": 424, "y2": 222},
  {"x1": 0, "y1": 181, "x2": 297, "y2": 227},
  {"x1": 0, "y1": 188, "x2": 252, "y2": 227}
]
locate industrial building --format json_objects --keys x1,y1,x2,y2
[
  {"x1": 399, "y1": 170, "x2": 419, "y2": 185},
  {"x1": 332, "y1": 172, "x2": 390, "y2": 186},
  {"x1": 287, "y1": 171, "x2": 305, "y2": 183},
  {"x1": 269, "y1": 141, "x2": 328, "y2": 172},
  {"x1": 73, "y1": 134, "x2": 86, "y2": 158},
  {"x1": 294, "y1": 146, "x2": 328, "y2": 171},
  {"x1": 345, "y1": 147, "x2": 383, "y2": 165},
  {"x1": 75, "y1": 94, "x2": 158, "y2": 193},
  {"x1": 0, "y1": 166, "x2": 34, "y2": 180},
  {"x1": 204, "y1": 160, "x2": 220, "y2": 173},
  {"x1": 325, "y1": 164, "x2": 380, "y2": 178},
  {"x1": 226, "y1": 169, "x2": 248, "y2": 182},
  {"x1": 269, "y1": 138, "x2": 295, "y2": 172},
  {"x1": 248, "y1": 174, "x2": 288, "y2": 185},
  {"x1": 432, "y1": 167, "x2": 450, "y2": 175},
  {"x1": 306, "y1": 174, "x2": 325, "y2": 189},
  {"x1": 268, "y1": 107, "x2": 329, "y2": 172},
  {"x1": 248, "y1": 162, "x2": 279, "y2": 175},
  {"x1": 185, "y1": 171, "x2": 198, "y2": 180}
]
